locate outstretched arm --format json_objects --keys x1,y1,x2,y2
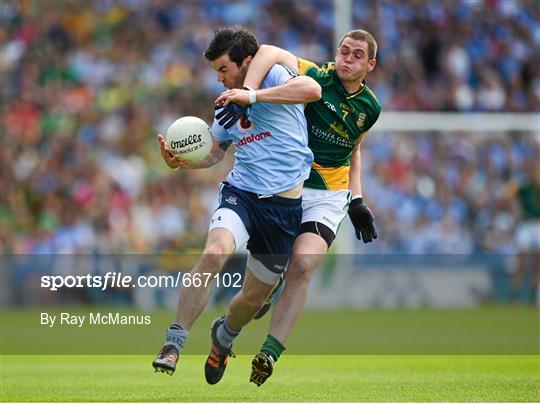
[
  {"x1": 244, "y1": 44, "x2": 299, "y2": 90},
  {"x1": 347, "y1": 136, "x2": 378, "y2": 243},
  {"x1": 157, "y1": 134, "x2": 231, "y2": 169},
  {"x1": 348, "y1": 140, "x2": 362, "y2": 196}
]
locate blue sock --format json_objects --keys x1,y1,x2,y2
[
  {"x1": 216, "y1": 318, "x2": 240, "y2": 348},
  {"x1": 166, "y1": 323, "x2": 189, "y2": 351}
]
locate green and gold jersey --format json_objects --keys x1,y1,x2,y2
[{"x1": 298, "y1": 58, "x2": 381, "y2": 190}]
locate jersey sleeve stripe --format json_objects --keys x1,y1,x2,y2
[{"x1": 297, "y1": 57, "x2": 319, "y2": 75}]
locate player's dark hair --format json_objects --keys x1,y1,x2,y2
[
  {"x1": 339, "y1": 29, "x2": 378, "y2": 60},
  {"x1": 203, "y1": 27, "x2": 259, "y2": 66}
]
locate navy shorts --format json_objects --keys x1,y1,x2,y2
[{"x1": 213, "y1": 182, "x2": 302, "y2": 283}]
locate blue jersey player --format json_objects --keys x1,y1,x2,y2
[{"x1": 152, "y1": 27, "x2": 321, "y2": 384}]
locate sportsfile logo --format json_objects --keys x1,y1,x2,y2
[{"x1": 236, "y1": 131, "x2": 271, "y2": 147}]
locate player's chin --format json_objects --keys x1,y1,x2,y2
[
  {"x1": 336, "y1": 69, "x2": 352, "y2": 80},
  {"x1": 223, "y1": 82, "x2": 239, "y2": 90}
]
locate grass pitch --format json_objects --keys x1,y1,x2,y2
[
  {"x1": 1, "y1": 355, "x2": 538, "y2": 402},
  {"x1": 2, "y1": 306, "x2": 538, "y2": 355},
  {"x1": 1, "y1": 307, "x2": 539, "y2": 401}
]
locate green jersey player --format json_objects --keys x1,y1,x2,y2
[
  {"x1": 215, "y1": 29, "x2": 381, "y2": 385},
  {"x1": 507, "y1": 166, "x2": 540, "y2": 304}
]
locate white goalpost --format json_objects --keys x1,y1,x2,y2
[{"x1": 373, "y1": 112, "x2": 539, "y2": 133}]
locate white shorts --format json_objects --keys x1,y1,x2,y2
[
  {"x1": 301, "y1": 188, "x2": 351, "y2": 235},
  {"x1": 208, "y1": 207, "x2": 249, "y2": 253},
  {"x1": 516, "y1": 221, "x2": 540, "y2": 252}
]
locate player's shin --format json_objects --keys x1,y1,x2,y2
[{"x1": 226, "y1": 267, "x2": 276, "y2": 330}]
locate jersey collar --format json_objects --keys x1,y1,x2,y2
[{"x1": 332, "y1": 69, "x2": 366, "y2": 99}]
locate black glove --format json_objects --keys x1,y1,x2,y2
[
  {"x1": 348, "y1": 196, "x2": 378, "y2": 243},
  {"x1": 215, "y1": 103, "x2": 251, "y2": 129}
]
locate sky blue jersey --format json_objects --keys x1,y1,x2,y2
[{"x1": 211, "y1": 64, "x2": 313, "y2": 195}]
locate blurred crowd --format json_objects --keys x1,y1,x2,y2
[
  {"x1": 1, "y1": 0, "x2": 539, "y2": 259},
  {"x1": 361, "y1": 131, "x2": 538, "y2": 254},
  {"x1": 358, "y1": 0, "x2": 540, "y2": 111}
]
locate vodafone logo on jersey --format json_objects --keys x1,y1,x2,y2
[{"x1": 236, "y1": 131, "x2": 272, "y2": 147}]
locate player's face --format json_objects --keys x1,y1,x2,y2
[
  {"x1": 335, "y1": 38, "x2": 376, "y2": 84},
  {"x1": 211, "y1": 53, "x2": 250, "y2": 90}
]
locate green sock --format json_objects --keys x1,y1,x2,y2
[{"x1": 260, "y1": 334, "x2": 285, "y2": 362}]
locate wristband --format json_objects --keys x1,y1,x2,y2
[
  {"x1": 244, "y1": 86, "x2": 257, "y2": 104},
  {"x1": 351, "y1": 194, "x2": 363, "y2": 202}
]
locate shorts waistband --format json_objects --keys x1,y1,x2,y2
[{"x1": 222, "y1": 182, "x2": 302, "y2": 206}]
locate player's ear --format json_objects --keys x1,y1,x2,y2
[
  {"x1": 368, "y1": 58, "x2": 376, "y2": 72},
  {"x1": 243, "y1": 55, "x2": 253, "y2": 67}
]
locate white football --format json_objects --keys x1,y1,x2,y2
[{"x1": 165, "y1": 116, "x2": 212, "y2": 162}]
